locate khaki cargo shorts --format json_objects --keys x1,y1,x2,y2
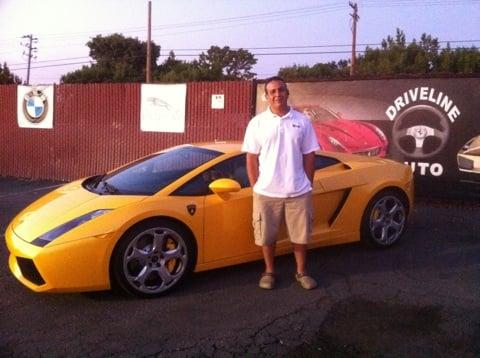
[{"x1": 252, "y1": 192, "x2": 313, "y2": 246}]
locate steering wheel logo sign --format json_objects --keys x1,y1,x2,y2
[{"x1": 392, "y1": 105, "x2": 450, "y2": 159}]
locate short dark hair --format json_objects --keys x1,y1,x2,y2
[{"x1": 264, "y1": 76, "x2": 288, "y2": 95}]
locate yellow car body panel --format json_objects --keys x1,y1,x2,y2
[
  {"x1": 11, "y1": 189, "x2": 147, "y2": 244},
  {"x1": 7, "y1": 227, "x2": 114, "y2": 292},
  {"x1": 5, "y1": 142, "x2": 414, "y2": 294}
]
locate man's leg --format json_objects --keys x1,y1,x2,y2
[
  {"x1": 292, "y1": 243, "x2": 307, "y2": 275},
  {"x1": 259, "y1": 244, "x2": 276, "y2": 289},
  {"x1": 254, "y1": 193, "x2": 283, "y2": 289},
  {"x1": 262, "y1": 244, "x2": 276, "y2": 274},
  {"x1": 286, "y1": 193, "x2": 317, "y2": 289},
  {"x1": 286, "y1": 193, "x2": 312, "y2": 274},
  {"x1": 293, "y1": 244, "x2": 317, "y2": 289}
]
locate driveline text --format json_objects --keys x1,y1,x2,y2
[{"x1": 386, "y1": 87, "x2": 461, "y2": 122}]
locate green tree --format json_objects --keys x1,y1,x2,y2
[
  {"x1": 438, "y1": 43, "x2": 455, "y2": 73},
  {"x1": 61, "y1": 33, "x2": 160, "y2": 83},
  {"x1": 155, "y1": 46, "x2": 257, "y2": 82},
  {"x1": 356, "y1": 28, "x2": 411, "y2": 75},
  {"x1": 154, "y1": 51, "x2": 202, "y2": 82},
  {"x1": 418, "y1": 33, "x2": 440, "y2": 71},
  {"x1": 278, "y1": 29, "x2": 479, "y2": 80},
  {"x1": 442, "y1": 46, "x2": 480, "y2": 74},
  {"x1": 356, "y1": 29, "x2": 479, "y2": 75},
  {"x1": 279, "y1": 61, "x2": 348, "y2": 80},
  {"x1": 197, "y1": 46, "x2": 257, "y2": 80},
  {"x1": 0, "y1": 62, "x2": 22, "y2": 84}
]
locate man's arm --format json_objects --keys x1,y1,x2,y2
[
  {"x1": 246, "y1": 153, "x2": 259, "y2": 187},
  {"x1": 303, "y1": 151, "x2": 316, "y2": 184}
]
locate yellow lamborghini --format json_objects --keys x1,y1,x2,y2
[{"x1": 5, "y1": 142, "x2": 413, "y2": 298}]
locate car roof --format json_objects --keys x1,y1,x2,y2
[{"x1": 190, "y1": 141, "x2": 243, "y2": 154}]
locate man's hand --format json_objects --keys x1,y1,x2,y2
[
  {"x1": 246, "y1": 153, "x2": 259, "y2": 187},
  {"x1": 303, "y1": 151, "x2": 315, "y2": 184}
]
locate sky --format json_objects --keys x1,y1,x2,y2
[{"x1": 0, "y1": 0, "x2": 479, "y2": 84}]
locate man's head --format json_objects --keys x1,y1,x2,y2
[{"x1": 264, "y1": 76, "x2": 289, "y2": 115}]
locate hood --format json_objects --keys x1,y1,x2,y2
[
  {"x1": 11, "y1": 179, "x2": 146, "y2": 242},
  {"x1": 316, "y1": 119, "x2": 383, "y2": 152}
]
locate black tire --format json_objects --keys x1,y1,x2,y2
[
  {"x1": 111, "y1": 219, "x2": 196, "y2": 298},
  {"x1": 360, "y1": 189, "x2": 408, "y2": 248}
]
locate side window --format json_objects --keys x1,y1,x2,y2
[
  {"x1": 315, "y1": 155, "x2": 340, "y2": 170},
  {"x1": 204, "y1": 154, "x2": 249, "y2": 188},
  {"x1": 171, "y1": 174, "x2": 209, "y2": 196},
  {"x1": 172, "y1": 154, "x2": 250, "y2": 196}
]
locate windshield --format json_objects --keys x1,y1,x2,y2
[
  {"x1": 295, "y1": 105, "x2": 338, "y2": 122},
  {"x1": 84, "y1": 146, "x2": 223, "y2": 195}
]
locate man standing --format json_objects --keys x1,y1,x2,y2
[{"x1": 242, "y1": 76, "x2": 320, "y2": 290}]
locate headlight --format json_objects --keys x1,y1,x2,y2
[
  {"x1": 373, "y1": 126, "x2": 387, "y2": 142},
  {"x1": 31, "y1": 209, "x2": 111, "y2": 247},
  {"x1": 328, "y1": 136, "x2": 347, "y2": 152}
]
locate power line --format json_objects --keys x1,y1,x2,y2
[
  {"x1": 3, "y1": 1, "x2": 479, "y2": 77},
  {"x1": 0, "y1": 4, "x2": 345, "y2": 43},
  {"x1": 8, "y1": 39, "x2": 480, "y2": 70},
  {"x1": 10, "y1": 41, "x2": 480, "y2": 71},
  {"x1": 145, "y1": 39, "x2": 480, "y2": 52},
  {"x1": 2, "y1": 0, "x2": 476, "y2": 44},
  {"x1": 2, "y1": 5, "x2": 478, "y2": 63},
  {"x1": 0, "y1": 1, "x2": 477, "y2": 72},
  {"x1": 3, "y1": 39, "x2": 479, "y2": 59},
  {"x1": 2, "y1": 0, "x2": 476, "y2": 43},
  {"x1": 361, "y1": 0, "x2": 480, "y2": 7}
]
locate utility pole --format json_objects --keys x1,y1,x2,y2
[
  {"x1": 21, "y1": 34, "x2": 38, "y2": 85},
  {"x1": 146, "y1": 0, "x2": 152, "y2": 83},
  {"x1": 349, "y1": 2, "x2": 359, "y2": 76}
]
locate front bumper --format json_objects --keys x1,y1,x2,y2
[{"x1": 5, "y1": 224, "x2": 114, "y2": 293}]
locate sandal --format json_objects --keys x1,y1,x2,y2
[
  {"x1": 295, "y1": 273, "x2": 317, "y2": 290},
  {"x1": 259, "y1": 272, "x2": 275, "y2": 290}
]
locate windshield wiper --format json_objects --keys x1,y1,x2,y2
[
  {"x1": 101, "y1": 180, "x2": 119, "y2": 195},
  {"x1": 92, "y1": 174, "x2": 106, "y2": 189}
]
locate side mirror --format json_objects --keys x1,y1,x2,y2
[{"x1": 209, "y1": 178, "x2": 241, "y2": 199}]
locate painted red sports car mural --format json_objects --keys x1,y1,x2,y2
[{"x1": 295, "y1": 105, "x2": 388, "y2": 157}]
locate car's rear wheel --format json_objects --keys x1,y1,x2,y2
[
  {"x1": 111, "y1": 220, "x2": 196, "y2": 298},
  {"x1": 361, "y1": 190, "x2": 408, "y2": 247}
]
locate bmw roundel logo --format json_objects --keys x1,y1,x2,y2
[{"x1": 22, "y1": 87, "x2": 49, "y2": 123}]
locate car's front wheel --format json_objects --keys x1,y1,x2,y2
[
  {"x1": 361, "y1": 190, "x2": 408, "y2": 247},
  {"x1": 111, "y1": 220, "x2": 196, "y2": 298}
]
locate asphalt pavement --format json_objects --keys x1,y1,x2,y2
[{"x1": 0, "y1": 176, "x2": 479, "y2": 357}]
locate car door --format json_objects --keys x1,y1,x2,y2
[
  {"x1": 201, "y1": 154, "x2": 258, "y2": 262},
  {"x1": 173, "y1": 154, "x2": 257, "y2": 263}
]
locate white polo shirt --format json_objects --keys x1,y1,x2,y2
[{"x1": 242, "y1": 107, "x2": 320, "y2": 198}]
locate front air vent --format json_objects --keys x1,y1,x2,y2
[{"x1": 16, "y1": 257, "x2": 45, "y2": 285}]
